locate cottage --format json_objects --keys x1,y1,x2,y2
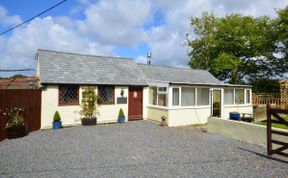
[{"x1": 36, "y1": 49, "x2": 252, "y2": 129}]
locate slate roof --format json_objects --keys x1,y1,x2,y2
[
  {"x1": 37, "y1": 49, "x2": 250, "y2": 87},
  {"x1": 37, "y1": 49, "x2": 147, "y2": 86},
  {"x1": 137, "y1": 64, "x2": 223, "y2": 86}
]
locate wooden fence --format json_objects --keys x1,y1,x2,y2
[
  {"x1": 0, "y1": 89, "x2": 41, "y2": 141},
  {"x1": 253, "y1": 93, "x2": 282, "y2": 106},
  {"x1": 266, "y1": 104, "x2": 288, "y2": 157}
]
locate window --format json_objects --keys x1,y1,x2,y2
[
  {"x1": 157, "y1": 87, "x2": 167, "y2": 106},
  {"x1": 98, "y1": 86, "x2": 114, "y2": 104},
  {"x1": 181, "y1": 87, "x2": 195, "y2": 106},
  {"x1": 59, "y1": 85, "x2": 79, "y2": 105},
  {"x1": 197, "y1": 88, "x2": 209, "y2": 105},
  {"x1": 224, "y1": 89, "x2": 234, "y2": 105},
  {"x1": 149, "y1": 86, "x2": 167, "y2": 106},
  {"x1": 235, "y1": 89, "x2": 244, "y2": 104},
  {"x1": 246, "y1": 90, "x2": 251, "y2": 104},
  {"x1": 172, "y1": 88, "x2": 180, "y2": 106},
  {"x1": 149, "y1": 87, "x2": 157, "y2": 105}
]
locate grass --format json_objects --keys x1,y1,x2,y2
[{"x1": 255, "y1": 114, "x2": 288, "y2": 130}]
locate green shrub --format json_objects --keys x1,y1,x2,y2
[
  {"x1": 53, "y1": 111, "x2": 61, "y2": 122},
  {"x1": 118, "y1": 108, "x2": 125, "y2": 117},
  {"x1": 80, "y1": 86, "x2": 99, "y2": 119}
]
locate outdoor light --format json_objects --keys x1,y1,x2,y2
[{"x1": 121, "y1": 88, "x2": 124, "y2": 97}]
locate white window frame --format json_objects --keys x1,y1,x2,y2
[
  {"x1": 157, "y1": 87, "x2": 168, "y2": 106},
  {"x1": 180, "y1": 86, "x2": 196, "y2": 107},
  {"x1": 245, "y1": 89, "x2": 252, "y2": 105},
  {"x1": 223, "y1": 88, "x2": 235, "y2": 106},
  {"x1": 196, "y1": 88, "x2": 210, "y2": 106},
  {"x1": 148, "y1": 86, "x2": 168, "y2": 108},
  {"x1": 171, "y1": 87, "x2": 180, "y2": 107},
  {"x1": 224, "y1": 88, "x2": 252, "y2": 106}
]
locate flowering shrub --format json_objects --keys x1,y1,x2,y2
[{"x1": 2, "y1": 107, "x2": 24, "y2": 129}]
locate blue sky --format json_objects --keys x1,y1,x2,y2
[{"x1": 0, "y1": 0, "x2": 286, "y2": 77}]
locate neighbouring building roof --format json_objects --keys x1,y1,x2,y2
[
  {"x1": 0, "y1": 77, "x2": 39, "y2": 89},
  {"x1": 37, "y1": 49, "x2": 250, "y2": 88}
]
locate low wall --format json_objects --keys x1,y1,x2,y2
[
  {"x1": 168, "y1": 107, "x2": 210, "y2": 127},
  {"x1": 207, "y1": 117, "x2": 288, "y2": 148},
  {"x1": 147, "y1": 106, "x2": 168, "y2": 123}
]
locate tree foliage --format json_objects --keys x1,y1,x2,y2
[{"x1": 186, "y1": 7, "x2": 288, "y2": 84}]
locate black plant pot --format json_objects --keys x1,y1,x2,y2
[
  {"x1": 6, "y1": 125, "x2": 26, "y2": 139},
  {"x1": 81, "y1": 117, "x2": 97, "y2": 126}
]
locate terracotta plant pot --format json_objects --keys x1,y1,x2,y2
[
  {"x1": 81, "y1": 118, "x2": 97, "y2": 126},
  {"x1": 6, "y1": 125, "x2": 26, "y2": 139}
]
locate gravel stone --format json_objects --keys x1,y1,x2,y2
[{"x1": 0, "y1": 121, "x2": 287, "y2": 177}]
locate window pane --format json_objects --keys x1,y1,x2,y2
[
  {"x1": 197, "y1": 88, "x2": 209, "y2": 105},
  {"x1": 158, "y1": 87, "x2": 167, "y2": 92},
  {"x1": 246, "y1": 90, "x2": 251, "y2": 104},
  {"x1": 224, "y1": 89, "x2": 234, "y2": 105},
  {"x1": 235, "y1": 89, "x2": 244, "y2": 104},
  {"x1": 149, "y1": 87, "x2": 157, "y2": 105},
  {"x1": 99, "y1": 86, "x2": 114, "y2": 104},
  {"x1": 172, "y1": 88, "x2": 179, "y2": 106},
  {"x1": 181, "y1": 87, "x2": 195, "y2": 106},
  {"x1": 158, "y1": 94, "x2": 167, "y2": 106},
  {"x1": 59, "y1": 85, "x2": 79, "y2": 105}
]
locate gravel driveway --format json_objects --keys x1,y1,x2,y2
[{"x1": 0, "y1": 120, "x2": 287, "y2": 177}]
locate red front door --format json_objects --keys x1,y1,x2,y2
[{"x1": 128, "y1": 87, "x2": 143, "y2": 120}]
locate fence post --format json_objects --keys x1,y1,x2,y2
[{"x1": 266, "y1": 104, "x2": 272, "y2": 155}]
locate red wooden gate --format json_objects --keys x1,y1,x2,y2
[
  {"x1": 266, "y1": 104, "x2": 288, "y2": 157},
  {"x1": 0, "y1": 89, "x2": 41, "y2": 141}
]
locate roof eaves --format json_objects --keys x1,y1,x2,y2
[{"x1": 169, "y1": 82, "x2": 252, "y2": 88}]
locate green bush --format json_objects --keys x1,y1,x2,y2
[
  {"x1": 53, "y1": 111, "x2": 61, "y2": 122},
  {"x1": 80, "y1": 86, "x2": 99, "y2": 119},
  {"x1": 118, "y1": 108, "x2": 125, "y2": 117}
]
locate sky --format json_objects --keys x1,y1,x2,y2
[{"x1": 0, "y1": 0, "x2": 286, "y2": 77}]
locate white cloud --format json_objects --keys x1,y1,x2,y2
[
  {"x1": 0, "y1": 5, "x2": 22, "y2": 27},
  {"x1": 77, "y1": 0, "x2": 151, "y2": 46},
  {"x1": 0, "y1": 16, "x2": 113, "y2": 73},
  {"x1": 0, "y1": 0, "x2": 287, "y2": 77}
]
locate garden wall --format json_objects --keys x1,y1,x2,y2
[{"x1": 207, "y1": 117, "x2": 287, "y2": 148}]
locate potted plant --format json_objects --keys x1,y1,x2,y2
[
  {"x1": 52, "y1": 111, "x2": 62, "y2": 129},
  {"x1": 118, "y1": 108, "x2": 125, "y2": 124},
  {"x1": 3, "y1": 107, "x2": 26, "y2": 139},
  {"x1": 80, "y1": 86, "x2": 99, "y2": 126},
  {"x1": 229, "y1": 111, "x2": 240, "y2": 120}
]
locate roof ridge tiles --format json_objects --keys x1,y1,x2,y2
[
  {"x1": 137, "y1": 63, "x2": 208, "y2": 72},
  {"x1": 37, "y1": 49, "x2": 134, "y2": 61}
]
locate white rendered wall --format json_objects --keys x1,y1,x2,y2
[
  {"x1": 41, "y1": 85, "x2": 129, "y2": 129},
  {"x1": 168, "y1": 107, "x2": 211, "y2": 126}
]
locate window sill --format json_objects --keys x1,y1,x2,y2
[
  {"x1": 223, "y1": 104, "x2": 252, "y2": 107},
  {"x1": 59, "y1": 103, "x2": 80, "y2": 106},
  {"x1": 169, "y1": 105, "x2": 210, "y2": 110},
  {"x1": 147, "y1": 105, "x2": 169, "y2": 110},
  {"x1": 98, "y1": 102, "x2": 115, "y2": 105}
]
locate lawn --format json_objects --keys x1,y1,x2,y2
[{"x1": 255, "y1": 114, "x2": 288, "y2": 130}]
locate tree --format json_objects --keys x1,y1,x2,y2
[
  {"x1": 274, "y1": 6, "x2": 288, "y2": 73},
  {"x1": 186, "y1": 11, "x2": 285, "y2": 84},
  {"x1": 185, "y1": 12, "x2": 217, "y2": 70},
  {"x1": 212, "y1": 53, "x2": 241, "y2": 84}
]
